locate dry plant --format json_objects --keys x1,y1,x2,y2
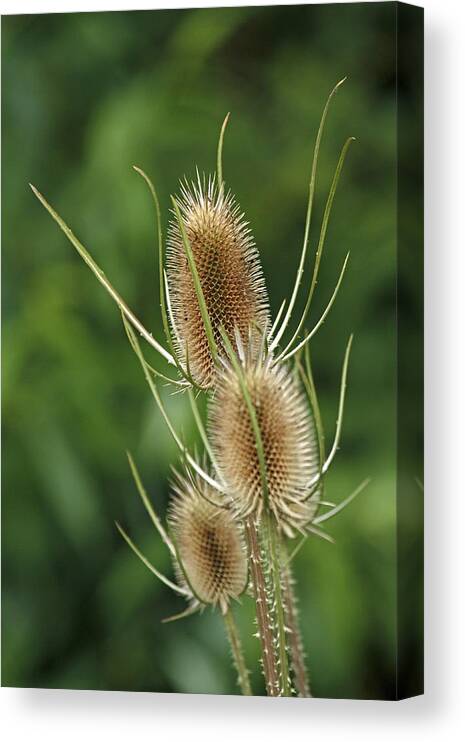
[{"x1": 31, "y1": 78, "x2": 369, "y2": 698}]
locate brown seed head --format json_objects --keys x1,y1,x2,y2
[
  {"x1": 168, "y1": 470, "x2": 248, "y2": 614},
  {"x1": 166, "y1": 176, "x2": 270, "y2": 388},
  {"x1": 210, "y1": 360, "x2": 321, "y2": 536}
]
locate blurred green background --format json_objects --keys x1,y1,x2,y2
[{"x1": 2, "y1": 3, "x2": 416, "y2": 698}]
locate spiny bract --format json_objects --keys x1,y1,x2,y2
[
  {"x1": 168, "y1": 470, "x2": 249, "y2": 614},
  {"x1": 166, "y1": 175, "x2": 270, "y2": 388},
  {"x1": 210, "y1": 357, "x2": 322, "y2": 536}
]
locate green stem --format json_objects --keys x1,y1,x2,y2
[{"x1": 223, "y1": 609, "x2": 252, "y2": 696}]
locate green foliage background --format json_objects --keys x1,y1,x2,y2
[{"x1": 2, "y1": 3, "x2": 415, "y2": 698}]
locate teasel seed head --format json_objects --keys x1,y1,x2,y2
[
  {"x1": 166, "y1": 175, "x2": 270, "y2": 388},
  {"x1": 210, "y1": 358, "x2": 321, "y2": 537},
  {"x1": 168, "y1": 470, "x2": 249, "y2": 614}
]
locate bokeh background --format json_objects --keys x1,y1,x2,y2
[{"x1": 2, "y1": 3, "x2": 422, "y2": 698}]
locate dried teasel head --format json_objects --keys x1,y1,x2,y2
[
  {"x1": 168, "y1": 470, "x2": 248, "y2": 614},
  {"x1": 166, "y1": 175, "x2": 270, "y2": 388},
  {"x1": 210, "y1": 356, "x2": 321, "y2": 537}
]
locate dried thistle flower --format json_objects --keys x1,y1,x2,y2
[
  {"x1": 166, "y1": 176, "x2": 270, "y2": 388},
  {"x1": 210, "y1": 353, "x2": 321, "y2": 537},
  {"x1": 116, "y1": 454, "x2": 252, "y2": 695},
  {"x1": 168, "y1": 469, "x2": 248, "y2": 615}
]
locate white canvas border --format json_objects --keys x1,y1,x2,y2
[{"x1": 1, "y1": 0, "x2": 464, "y2": 740}]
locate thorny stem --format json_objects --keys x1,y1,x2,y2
[
  {"x1": 223, "y1": 609, "x2": 252, "y2": 696},
  {"x1": 281, "y1": 556, "x2": 311, "y2": 698},
  {"x1": 263, "y1": 511, "x2": 292, "y2": 697},
  {"x1": 245, "y1": 518, "x2": 279, "y2": 697}
]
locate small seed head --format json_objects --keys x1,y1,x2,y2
[
  {"x1": 168, "y1": 470, "x2": 248, "y2": 613},
  {"x1": 210, "y1": 359, "x2": 321, "y2": 536},
  {"x1": 166, "y1": 175, "x2": 270, "y2": 388}
]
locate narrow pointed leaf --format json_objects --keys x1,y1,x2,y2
[
  {"x1": 29, "y1": 184, "x2": 174, "y2": 365},
  {"x1": 314, "y1": 478, "x2": 370, "y2": 524},
  {"x1": 126, "y1": 451, "x2": 176, "y2": 557},
  {"x1": 217, "y1": 112, "x2": 230, "y2": 190},
  {"x1": 278, "y1": 136, "x2": 355, "y2": 357},
  {"x1": 270, "y1": 77, "x2": 347, "y2": 351},
  {"x1": 115, "y1": 521, "x2": 188, "y2": 596},
  {"x1": 279, "y1": 251, "x2": 350, "y2": 362}
]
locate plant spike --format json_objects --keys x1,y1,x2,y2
[
  {"x1": 217, "y1": 112, "x2": 230, "y2": 191},
  {"x1": 187, "y1": 388, "x2": 218, "y2": 469},
  {"x1": 314, "y1": 478, "x2": 370, "y2": 525},
  {"x1": 122, "y1": 312, "x2": 225, "y2": 495},
  {"x1": 278, "y1": 136, "x2": 355, "y2": 358},
  {"x1": 269, "y1": 77, "x2": 347, "y2": 352},
  {"x1": 305, "y1": 524, "x2": 335, "y2": 544},
  {"x1": 268, "y1": 298, "x2": 287, "y2": 341},
  {"x1": 162, "y1": 605, "x2": 200, "y2": 624},
  {"x1": 284, "y1": 535, "x2": 307, "y2": 567},
  {"x1": 122, "y1": 307, "x2": 187, "y2": 389},
  {"x1": 303, "y1": 342, "x2": 326, "y2": 465},
  {"x1": 278, "y1": 251, "x2": 350, "y2": 363},
  {"x1": 179, "y1": 444, "x2": 229, "y2": 511},
  {"x1": 321, "y1": 333, "x2": 353, "y2": 475},
  {"x1": 126, "y1": 451, "x2": 176, "y2": 557},
  {"x1": 296, "y1": 343, "x2": 326, "y2": 506},
  {"x1": 132, "y1": 166, "x2": 169, "y2": 338},
  {"x1": 115, "y1": 521, "x2": 189, "y2": 596},
  {"x1": 307, "y1": 334, "x2": 353, "y2": 490},
  {"x1": 29, "y1": 184, "x2": 174, "y2": 365}
]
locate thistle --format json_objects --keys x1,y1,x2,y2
[
  {"x1": 168, "y1": 469, "x2": 248, "y2": 615},
  {"x1": 166, "y1": 176, "x2": 270, "y2": 388},
  {"x1": 210, "y1": 349, "x2": 321, "y2": 537},
  {"x1": 117, "y1": 454, "x2": 252, "y2": 695},
  {"x1": 30, "y1": 78, "x2": 370, "y2": 699}
]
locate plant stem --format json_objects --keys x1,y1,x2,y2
[
  {"x1": 245, "y1": 517, "x2": 279, "y2": 696},
  {"x1": 281, "y1": 557, "x2": 311, "y2": 697},
  {"x1": 263, "y1": 511, "x2": 292, "y2": 697},
  {"x1": 223, "y1": 609, "x2": 252, "y2": 696}
]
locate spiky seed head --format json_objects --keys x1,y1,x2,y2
[
  {"x1": 168, "y1": 470, "x2": 248, "y2": 614},
  {"x1": 210, "y1": 359, "x2": 321, "y2": 536},
  {"x1": 166, "y1": 175, "x2": 270, "y2": 388}
]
